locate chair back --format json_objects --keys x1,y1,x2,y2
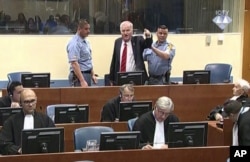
[
  {"x1": 7, "y1": 72, "x2": 32, "y2": 82},
  {"x1": 73, "y1": 126, "x2": 114, "y2": 150},
  {"x1": 204, "y1": 63, "x2": 232, "y2": 83},
  {"x1": 127, "y1": 117, "x2": 138, "y2": 131},
  {"x1": 46, "y1": 104, "x2": 76, "y2": 122}
]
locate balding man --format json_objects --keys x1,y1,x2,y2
[{"x1": 0, "y1": 89, "x2": 54, "y2": 155}]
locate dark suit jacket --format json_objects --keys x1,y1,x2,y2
[
  {"x1": 109, "y1": 36, "x2": 152, "y2": 85},
  {"x1": 238, "y1": 109, "x2": 250, "y2": 145}
]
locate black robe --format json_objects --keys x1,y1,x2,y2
[
  {"x1": 100, "y1": 96, "x2": 121, "y2": 122},
  {"x1": 133, "y1": 111, "x2": 179, "y2": 147},
  {"x1": 0, "y1": 111, "x2": 55, "y2": 155}
]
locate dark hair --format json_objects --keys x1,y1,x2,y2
[
  {"x1": 158, "y1": 25, "x2": 168, "y2": 30},
  {"x1": 224, "y1": 100, "x2": 242, "y2": 116},
  {"x1": 7, "y1": 81, "x2": 22, "y2": 96}
]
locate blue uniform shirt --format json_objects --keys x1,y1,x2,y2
[
  {"x1": 67, "y1": 33, "x2": 93, "y2": 72},
  {"x1": 143, "y1": 41, "x2": 175, "y2": 76}
]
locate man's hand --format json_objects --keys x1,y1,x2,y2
[
  {"x1": 11, "y1": 102, "x2": 21, "y2": 108},
  {"x1": 144, "y1": 28, "x2": 151, "y2": 38},
  {"x1": 142, "y1": 144, "x2": 153, "y2": 150},
  {"x1": 92, "y1": 75, "x2": 98, "y2": 84},
  {"x1": 80, "y1": 80, "x2": 88, "y2": 87}
]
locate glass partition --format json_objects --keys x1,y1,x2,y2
[{"x1": 0, "y1": 0, "x2": 241, "y2": 35}]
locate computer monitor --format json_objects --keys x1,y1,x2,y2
[
  {"x1": 54, "y1": 104, "x2": 89, "y2": 124},
  {"x1": 21, "y1": 127, "x2": 64, "y2": 154},
  {"x1": 183, "y1": 70, "x2": 210, "y2": 84},
  {"x1": 167, "y1": 121, "x2": 208, "y2": 148},
  {"x1": 21, "y1": 73, "x2": 51, "y2": 88},
  {"x1": 117, "y1": 71, "x2": 143, "y2": 85},
  {"x1": 99, "y1": 131, "x2": 140, "y2": 151},
  {"x1": 0, "y1": 107, "x2": 22, "y2": 126},
  {"x1": 119, "y1": 101, "x2": 152, "y2": 121}
]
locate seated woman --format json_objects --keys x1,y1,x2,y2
[{"x1": 207, "y1": 79, "x2": 250, "y2": 121}]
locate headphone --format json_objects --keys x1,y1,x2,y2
[{"x1": 7, "y1": 81, "x2": 22, "y2": 97}]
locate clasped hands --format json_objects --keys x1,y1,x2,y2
[{"x1": 142, "y1": 144, "x2": 168, "y2": 150}]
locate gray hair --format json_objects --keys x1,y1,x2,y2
[
  {"x1": 237, "y1": 79, "x2": 250, "y2": 93},
  {"x1": 119, "y1": 84, "x2": 134, "y2": 94},
  {"x1": 120, "y1": 21, "x2": 133, "y2": 32},
  {"x1": 155, "y1": 96, "x2": 174, "y2": 112}
]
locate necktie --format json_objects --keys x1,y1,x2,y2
[{"x1": 120, "y1": 43, "x2": 127, "y2": 72}]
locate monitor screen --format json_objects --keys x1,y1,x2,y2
[
  {"x1": 99, "y1": 131, "x2": 140, "y2": 151},
  {"x1": 21, "y1": 127, "x2": 64, "y2": 154},
  {"x1": 21, "y1": 73, "x2": 51, "y2": 88},
  {"x1": 54, "y1": 104, "x2": 89, "y2": 124},
  {"x1": 183, "y1": 70, "x2": 210, "y2": 84},
  {"x1": 117, "y1": 71, "x2": 143, "y2": 85},
  {"x1": 0, "y1": 107, "x2": 22, "y2": 126},
  {"x1": 119, "y1": 101, "x2": 152, "y2": 121},
  {"x1": 167, "y1": 122, "x2": 208, "y2": 148}
]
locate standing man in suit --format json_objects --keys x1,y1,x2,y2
[
  {"x1": 224, "y1": 100, "x2": 250, "y2": 146},
  {"x1": 109, "y1": 21, "x2": 152, "y2": 85}
]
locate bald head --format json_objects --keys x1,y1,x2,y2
[{"x1": 20, "y1": 89, "x2": 37, "y2": 114}]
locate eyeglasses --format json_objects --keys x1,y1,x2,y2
[
  {"x1": 23, "y1": 99, "x2": 36, "y2": 105},
  {"x1": 156, "y1": 107, "x2": 171, "y2": 117}
]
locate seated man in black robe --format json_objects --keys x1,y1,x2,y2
[
  {"x1": 100, "y1": 84, "x2": 134, "y2": 122},
  {"x1": 0, "y1": 89, "x2": 55, "y2": 155},
  {"x1": 133, "y1": 96, "x2": 179, "y2": 149}
]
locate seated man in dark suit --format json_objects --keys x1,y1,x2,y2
[
  {"x1": 207, "y1": 79, "x2": 250, "y2": 121},
  {"x1": 224, "y1": 100, "x2": 250, "y2": 146},
  {"x1": 0, "y1": 89, "x2": 55, "y2": 155},
  {"x1": 133, "y1": 96, "x2": 179, "y2": 149},
  {"x1": 100, "y1": 84, "x2": 134, "y2": 122},
  {"x1": 0, "y1": 81, "x2": 23, "y2": 108}
]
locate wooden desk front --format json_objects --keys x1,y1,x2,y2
[
  {"x1": 0, "y1": 146, "x2": 229, "y2": 162},
  {"x1": 2, "y1": 84, "x2": 233, "y2": 122}
]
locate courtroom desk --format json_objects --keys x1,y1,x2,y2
[
  {"x1": 60, "y1": 84, "x2": 233, "y2": 122},
  {"x1": 56, "y1": 122, "x2": 128, "y2": 152},
  {"x1": 60, "y1": 86, "x2": 168, "y2": 122},
  {"x1": 0, "y1": 146, "x2": 229, "y2": 162},
  {"x1": 207, "y1": 121, "x2": 224, "y2": 146},
  {"x1": 208, "y1": 120, "x2": 233, "y2": 146},
  {"x1": 1, "y1": 84, "x2": 233, "y2": 122},
  {"x1": 57, "y1": 121, "x2": 224, "y2": 152},
  {"x1": 169, "y1": 84, "x2": 233, "y2": 122},
  {"x1": 223, "y1": 119, "x2": 233, "y2": 146}
]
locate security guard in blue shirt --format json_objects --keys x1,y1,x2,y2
[
  {"x1": 67, "y1": 19, "x2": 97, "y2": 87},
  {"x1": 143, "y1": 25, "x2": 175, "y2": 85}
]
